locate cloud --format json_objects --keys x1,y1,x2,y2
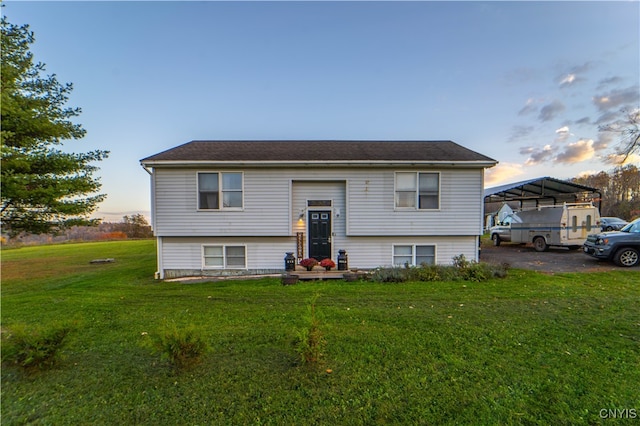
[
  {"x1": 521, "y1": 140, "x2": 596, "y2": 165},
  {"x1": 538, "y1": 100, "x2": 565, "y2": 122},
  {"x1": 597, "y1": 76, "x2": 623, "y2": 90},
  {"x1": 568, "y1": 62, "x2": 594, "y2": 74},
  {"x1": 508, "y1": 125, "x2": 535, "y2": 142},
  {"x1": 555, "y1": 139, "x2": 595, "y2": 164},
  {"x1": 557, "y1": 62, "x2": 593, "y2": 87},
  {"x1": 576, "y1": 170, "x2": 599, "y2": 179},
  {"x1": 575, "y1": 116, "x2": 591, "y2": 125},
  {"x1": 604, "y1": 152, "x2": 640, "y2": 166},
  {"x1": 559, "y1": 74, "x2": 577, "y2": 86},
  {"x1": 519, "y1": 146, "x2": 534, "y2": 155},
  {"x1": 524, "y1": 144, "x2": 557, "y2": 166},
  {"x1": 592, "y1": 85, "x2": 640, "y2": 112},
  {"x1": 593, "y1": 132, "x2": 613, "y2": 151},
  {"x1": 518, "y1": 98, "x2": 538, "y2": 116},
  {"x1": 595, "y1": 110, "x2": 621, "y2": 125},
  {"x1": 555, "y1": 126, "x2": 571, "y2": 142},
  {"x1": 598, "y1": 107, "x2": 640, "y2": 128},
  {"x1": 485, "y1": 162, "x2": 525, "y2": 186}
]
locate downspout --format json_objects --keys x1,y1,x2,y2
[
  {"x1": 141, "y1": 164, "x2": 163, "y2": 279},
  {"x1": 140, "y1": 164, "x2": 156, "y2": 230}
]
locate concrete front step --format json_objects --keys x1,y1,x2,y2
[
  {"x1": 294, "y1": 270, "x2": 345, "y2": 280},
  {"x1": 285, "y1": 268, "x2": 367, "y2": 281}
]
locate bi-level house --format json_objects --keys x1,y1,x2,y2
[{"x1": 140, "y1": 141, "x2": 497, "y2": 279}]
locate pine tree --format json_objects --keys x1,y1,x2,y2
[{"x1": 1, "y1": 17, "x2": 109, "y2": 237}]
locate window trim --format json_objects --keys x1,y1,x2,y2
[
  {"x1": 394, "y1": 171, "x2": 440, "y2": 211},
  {"x1": 392, "y1": 244, "x2": 437, "y2": 267},
  {"x1": 202, "y1": 244, "x2": 247, "y2": 269},
  {"x1": 197, "y1": 171, "x2": 244, "y2": 211}
]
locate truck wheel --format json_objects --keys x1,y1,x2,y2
[
  {"x1": 533, "y1": 237, "x2": 548, "y2": 252},
  {"x1": 492, "y1": 234, "x2": 501, "y2": 246},
  {"x1": 613, "y1": 248, "x2": 639, "y2": 267}
]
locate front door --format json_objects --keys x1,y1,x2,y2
[{"x1": 309, "y1": 210, "x2": 331, "y2": 261}]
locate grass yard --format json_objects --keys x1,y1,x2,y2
[{"x1": 2, "y1": 240, "x2": 639, "y2": 425}]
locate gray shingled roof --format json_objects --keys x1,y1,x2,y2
[{"x1": 141, "y1": 140, "x2": 496, "y2": 164}]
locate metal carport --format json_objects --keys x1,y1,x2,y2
[{"x1": 484, "y1": 177, "x2": 601, "y2": 211}]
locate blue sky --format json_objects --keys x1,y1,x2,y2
[{"x1": 4, "y1": 1, "x2": 639, "y2": 222}]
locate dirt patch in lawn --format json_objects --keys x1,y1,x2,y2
[{"x1": 480, "y1": 242, "x2": 637, "y2": 274}]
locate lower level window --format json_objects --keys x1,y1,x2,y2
[
  {"x1": 203, "y1": 245, "x2": 246, "y2": 268},
  {"x1": 393, "y1": 245, "x2": 435, "y2": 266}
]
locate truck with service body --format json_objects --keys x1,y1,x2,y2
[{"x1": 489, "y1": 203, "x2": 601, "y2": 252}]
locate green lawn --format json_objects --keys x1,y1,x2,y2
[{"x1": 2, "y1": 240, "x2": 639, "y2": 425}]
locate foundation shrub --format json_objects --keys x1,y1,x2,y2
[
  {"x1": 2, "y1": 322, "x2": 73, "y2": 372},
  {"x1": 144, "y1": 321, "x2": 209, "y2": 370},
  {"x1": 370, "y1": 266, "x2": 407, "y2": 283},
  {"x1": 370, "y1": 255, "x2": 509, "y2": 283}
]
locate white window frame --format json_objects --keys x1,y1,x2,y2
[
  {"x1": 394, "y1": 172, "x2": 440, "y2": 210},
  {"x1": 392, "y1": 244, "x2": 436, "y2": 266},
  {"x1": 202, "y1": 244, "x2": 247, "y2": 269},
  {"x1": 197, "y1": 172, "x2": 244, "y2": 211}
]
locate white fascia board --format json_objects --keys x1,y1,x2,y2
[{"x1": 140, "y1": 160, "x2": 498, "y2": 168}]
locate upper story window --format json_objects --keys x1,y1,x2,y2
[
  {"x1": 395, "y1": 172, "x2": 440, "y2": 210},
  {"x1": 198, "y1": 172, "x2": 243, "y2": 210}
]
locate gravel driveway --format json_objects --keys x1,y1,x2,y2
[{"x1": 480, "y1": 242, "x2": 638, "y2": 273}]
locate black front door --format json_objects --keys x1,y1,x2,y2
[{"x1": 309, "y1": 210, "x2": 331, "y2": 261}]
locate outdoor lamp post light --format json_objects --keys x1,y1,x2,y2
[
  {"x1": 338, "y1": 249, "x2": 348, "y2": 271},
  {"x1": 284, "y1": 252, "x2": 296, "y2": 271}
]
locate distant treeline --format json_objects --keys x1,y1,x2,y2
[
  {"x1": 572, "y1": 165, "x2": 640, "y2": 220},
  {"x1": 2, "y1": 214, "x2": 152, "y2": 246}
]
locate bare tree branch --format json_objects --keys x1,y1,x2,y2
[{"x1": 599, "y1": 108, "x2": 640, "y2": 164}]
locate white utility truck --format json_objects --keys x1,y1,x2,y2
[{"x1": 489, "y1": 203, "x2": 601, "y2": 252}]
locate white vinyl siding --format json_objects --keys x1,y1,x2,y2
[
  {"x1": 162, "y1": 237, "x2": 295, "y2": 271},
  {"x1": 153, "y1": 167, "x2": 484, "y2": 238},
  {"x1": 348, "y1": 168, "x2": 483, "y2": 236},
  {"x1": 154, "y1": 169, "x2": 290, "y2": 236},
  {"x1": 159, "y1": 235, "x2": 477, "y2": 277}
]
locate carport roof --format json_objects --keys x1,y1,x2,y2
[{"x1": 484, "y1": 177, "x2": 600, "y2": 202}]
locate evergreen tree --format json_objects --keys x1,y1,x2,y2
[{"x1": 1, "y1": 17, "x2": 109, "y2": 237}]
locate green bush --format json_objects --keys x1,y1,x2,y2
[
  {"x1": 145, "y1": 321, "x2": 209, "y2": 370},
  {"x1": 370, "y1": 266, "x2": 407, "y2": 283},
  {"x1": 370, "y1": 255, "x2": 509, "y2": 283},
  {"x1": 295, "y1": 294, "x2": 325, "y2": 365},
  {"x1": 1, "y1": 322, "x2": 73, "y2": 372}
]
